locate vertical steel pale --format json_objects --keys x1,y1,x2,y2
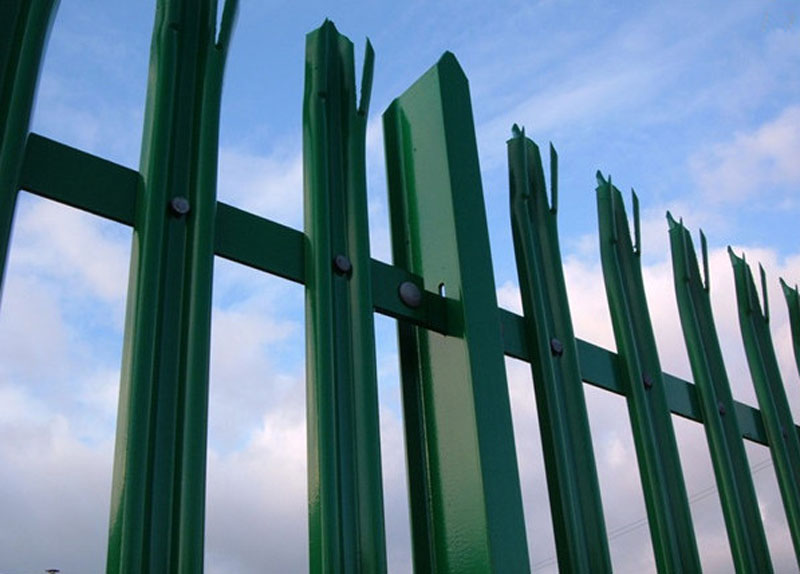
[
  {"x1": 508, "y1": 128, "x2": 611, "y2": 573},
  {"x1": 384, "y1": 53, "x2": 530, "y2": 573},
  {"x1": 108, "y1": 1, "x2": 238, "y2": 571},
  {"x1": 303, "y1": 21, "x2": 387, "y2": 573},
  {"x1": 0, "y1": 0, "x2": 59, "y2": 300},
  {"x1": 730, "y1": 250, "x2": 800, "y2": 564},
  {"x1": 597, "y1": 175, "x2": 701, "y2": 572},
  {"x1": 668, "y1": 215, "x2": 772, "y2": 573}
]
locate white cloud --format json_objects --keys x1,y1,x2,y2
[
  {"x1": 690, "y1": 105, "x2": 800, "y2": 203},
  {"x1": 217, "y1": 147, "x2": 304, "y2": 229}
]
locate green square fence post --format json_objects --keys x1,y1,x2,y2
[{"x1": 383, "y1": 53, "x2": 530, "y2": 573}]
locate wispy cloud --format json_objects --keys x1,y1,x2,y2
[{"x1": 690, "y1": 105, "x2": 800, "y2": 203}]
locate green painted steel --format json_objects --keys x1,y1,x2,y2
[
  {"x1": 596, "y1": 174, "x2": 702, "y2": 572},
  {"x1": 508, "y1": 128, "x2": 611, "y2": 572},
  {"x1": 780, "y1": 279, "x2": 800, "y2": 377},
  {"x1": 383, "y1": 53, "x2": 530, "y2": 572},
  {"x1": 0, "y1": 0, "x2": 58, "y2": 297},
  {"x1": 107, "y1": 1, "x2": 238, "y2": 571},
  {"x1": 730, "y1": 249, "x2": 800, "y2": 562},
  {"x1": 15, "y1": 131, "x2": 788, "y2": 448},
  {"x1": 6, "y1": 8, "x2": 800, "y2": 571},
  {"x1": 303, "y1": 21, "x2": 387, "y2": 573},
  {"x1": 667, "y1": 215, "x2": 773, "y2": 573}
]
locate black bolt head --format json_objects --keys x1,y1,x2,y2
[
  {"x1": 550, "y1": 337, "x2": 564, "y2": 357},
  {"x1": 398, "y1": 281, "x2": 422, "y2": 308},
  {"x1": 170, "y1": 196, "x2": 191, "y2": 216},
  {"x1": 333, "y1": 254, "x2": 352, "y2": 275}
]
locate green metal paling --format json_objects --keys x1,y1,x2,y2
[
  {"x1": 508, "y1": 128, "x2": 611, "y2": 573},
  {"x1": 780, "y1": 278, "x2": 800, "y2": 377},
  {"x1": 0, "y1": 0, "x2": 58, "y2": 297},
  {"x1": 596, "y1": 174, "x2": 701, "y2": 572},
  {"x1": 383, "y1": 53, "x2": 530, "y2": 572},
  {"x1": 303, "y1": 21, "x2": 387, "y2": 573},
  {"x1": 667, "y1": 215, "x2": 773, "y2": 573},
  {"x1": 730, "y1": 249, "x2": 800, "y2": 562},
  {"x1": 107, "y1": 1, "x2": 238, "y2": 571},
  {"x1": 5, "y1": 7, "x2": 800, "y2": 570}
]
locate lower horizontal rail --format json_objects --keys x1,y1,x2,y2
[{"x1": 18, "y1": 131, "x2": 778, "y2": 446}]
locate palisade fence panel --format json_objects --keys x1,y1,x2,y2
[{"x1": 2, "y1": 2, "x2": 800, "y2": 572}]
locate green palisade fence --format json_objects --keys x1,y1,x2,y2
[{"x1": 3, "y1": 3, "x2": 800, "y2": 572}]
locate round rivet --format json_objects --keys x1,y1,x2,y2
[
  {"x1": 550, "y1": 338, "x2": 564, "y2": 357},
  {"x1": 643, "y1": 374, "x2": 653, "y2": 390},
  {"x1": 333, "y1": 254, "x2": 352, "y2": 275},
  {"x1": 782, "y1": 425, "x2": 789, "y2": 440},
  {"x1": 170, "y1": 196, "x2": 190, "y2": 216},
  {"x1": 398, "y1": 281, "x2": 422, "y2": 308},
  {"x1": 718, "y1": 401, "x2": 726, "y2": 416}
]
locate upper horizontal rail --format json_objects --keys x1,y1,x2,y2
[{"x1": 18, "y1": 131, "x2": 775, "y2": 445}]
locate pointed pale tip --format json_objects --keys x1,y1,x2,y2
[{"x1": 595, "y1": 170, "x2": 607, "y2": 186}]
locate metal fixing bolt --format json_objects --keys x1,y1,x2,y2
[
  {"x1": 333, "y1": 254, "x2": 352, "y2": 275},
  {"x1": 170, "y1": 196, "x2": 191, "y2": 216},
  {"x1": 718, "y1": 401, "x2": 726, "y2": 416},
  {"x1": 643, "y1": 373, "x2": 653, "y2": 390},
  {"x1": 398, "y1": 281, "x2": 422, "y2": 308},
  {"x1": 550, "y1": 337, "x2": 564, "y2": 357}
]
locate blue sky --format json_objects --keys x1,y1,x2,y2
[{"x1": 2, "y1": 0, "x2": 800, "y2": 572}]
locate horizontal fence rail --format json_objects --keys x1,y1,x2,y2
[
  {"x1": 3, "y1": 3, "x2": 800, "y2": 573},
  {"x1": 16, "y1": 131, "x2": 784, "y2": 445}
]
